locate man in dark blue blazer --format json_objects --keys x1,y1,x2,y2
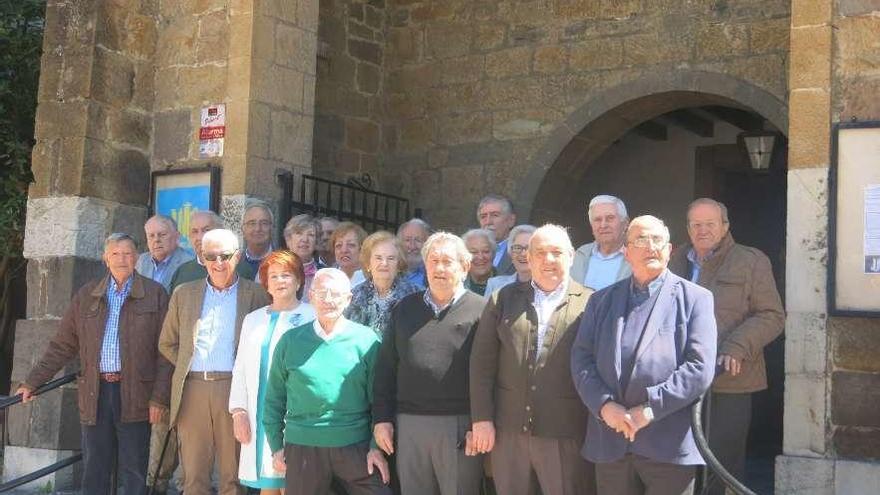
[{"x1": 571, "y1": 215, "x2": 717, "y2": 495}]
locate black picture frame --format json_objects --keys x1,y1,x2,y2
[
  {"x1": 828, "y1": 121, "x2": 880, "y2": 317},
  {"x1": 150, "y1": 166, "x2": 221, "y2": 253}
]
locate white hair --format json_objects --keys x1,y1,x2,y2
[
  {"x1": 627, "y1": 215, "x2": 671, "y2": 243},
  {"x1": 421, "y1": 232, "x2": 472, "y2": 266},
  {"x1": 146, "y1": 214, "x2": 177, "y2": 231},
  {"x1": 312, "y1": 267, "x2": 352, "y2": 293},
  {"x1": 397, "y1": 218, "x2": 431, "y2": 237},
  {"x1": 462, "y1": 228, "x2": 497, "y2": 254},
  {"x1": 104, "y1": 232, "x2": 138, "y2": 252},
  {"x1": 588, "y1": 195, "x2": 628, "y2": 220},
  {"x1": 507, "y1": 224, "x2": 536, "y2": 252},
  {"x1": 529, "y1": 224, "x2": 574, "y2": 253},
  {"x1": 201, "y1": 228, "x2": 240, "y2": 251},
  {"x1": 687, "y1": 197, "x2": 729, "y2": 224}
]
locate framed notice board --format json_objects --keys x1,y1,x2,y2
[
  {"x1": 829, "y1": 121, "x2": 880, "y2": 316},
  {"x1": 150, "y1": 166, "x2": 221, "y2": 253}
]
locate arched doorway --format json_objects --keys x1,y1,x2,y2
[{"x1": 524, "y1": 73, "x2": 788, "y2": 492}]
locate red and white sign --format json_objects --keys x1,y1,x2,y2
[{"x1": 199, "y1": 104, "x2": 226, "y2": 158}]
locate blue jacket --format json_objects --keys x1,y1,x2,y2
[{"x1": 571, "y1": 271, "x2": 717, "y2": 465}]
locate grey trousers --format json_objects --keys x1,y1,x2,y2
[
  {"x1": 490, "y1": 430, "x2": 596, "y2": 495},
  {"x1": 396, "y1": 414, "x2": 483, "y2": 495},
  {"x1": 595, "y1": 454, "x2": 695, "y2": 495},
  {"x1": 283, "y1": 440, "x2": 391, "y2": 495},
  {"x1": 705, "y1": 392, "x2": 752, "y2": 495}
]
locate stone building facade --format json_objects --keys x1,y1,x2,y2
[{"x1": 5, "y1": 0, "x2": 879, "y2": 493}]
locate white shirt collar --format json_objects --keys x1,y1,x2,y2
[{"x1": 313, "y1": 316, "x2": 349, "y2": 342}]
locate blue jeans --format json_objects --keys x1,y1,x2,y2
[{"x1": 81, "y1": 381, "x2": 151, "y2": 495}]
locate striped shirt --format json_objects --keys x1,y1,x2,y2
[
  {"x1": 99, "y1": 276, "x2": 133, "y2": 373},
  {"x1": 191, "y1": 278, "x2": 240, "y2": 372}
]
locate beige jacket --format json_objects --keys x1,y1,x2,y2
[
  {"x1": 158, "y1": 278, "x2": 269, "y2": 425},
  {"x1": 669, "y1": 234, "x2": 785, "y2": 393}
]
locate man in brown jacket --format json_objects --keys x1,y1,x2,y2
[
  {"x1": 669, "y1": 198, "x2": 785, "y2": 495},
  {"x1": 159, "y1": 228, "x2": 269, "y2": 495},
  {"x1": 17, "y1": 233, "x2": 170, "y2": 495},
  {"x1": 470, "y1": 224, "x2": 596, "y2": 495}
]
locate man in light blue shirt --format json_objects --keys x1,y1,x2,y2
[
  {"x1": 398, "y1": 218, "x2": 432, "y2": 290},
  {"x1": 135, "y1": 215, "x2": 193, "y2": 292},
  {"x1": 159, "y1": 228, "x2": 270, "y2": 495},
  {"x1": 571, "y1": 195, "x2": 632, "y2": 291}
]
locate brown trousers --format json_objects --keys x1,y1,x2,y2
[
  {"x1": 177, "y1": 377, "x2": 241, "y2": 495},
  {"x1": 491, "y1": 430, "x2": 596, "y2": 495}
]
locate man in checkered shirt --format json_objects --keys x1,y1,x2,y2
[{"x1": 17, "y1": 233, "x2": 171, "y2": 495}]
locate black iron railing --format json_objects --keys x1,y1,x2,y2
[
  {"x1": 691, "y1": 393, "x2": 758, "y2": 495},
  {"x1": 277, "y1": 171, "x2": 412, "y2": 233},
  {"x1": 0, "y1": 373, "x2": 83, "y2": 493}
]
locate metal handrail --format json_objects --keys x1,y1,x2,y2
[
  {"x1": 0, "y1": 373, "x2": 77, "y2": 411},
  {"x1": 691, "y1": 393, "x2": 758, "y2": 495},
  {"x1": 0, "y1": 372, "x2": 83, "y2": 493}
]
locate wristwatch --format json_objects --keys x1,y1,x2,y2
[{"x1": 642, "y1": 402, "x2": 654, "y2": 422}]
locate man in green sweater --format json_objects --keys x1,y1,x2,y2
[{"x1": 263, "y1": 268, "x2": 391, "y2": 495}]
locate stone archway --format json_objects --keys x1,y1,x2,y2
[{"x1": 517, "y1": 70, "x2": 788, "y2": 223}]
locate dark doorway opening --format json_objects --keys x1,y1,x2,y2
[{"x1": 534, "y1": 101, "x2": 787, "y2": 494}]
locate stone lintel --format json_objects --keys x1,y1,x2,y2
[{"x1": 23, "y1": 196, "x2": 148, "y2": 261}]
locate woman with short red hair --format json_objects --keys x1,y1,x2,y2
[{"x1": 229, "y1": 250, "x2": 316, "y2": 493}]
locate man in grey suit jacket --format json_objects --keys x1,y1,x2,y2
[
  {"x1": 136, "y1": 215, "x2": 193, "y2": 292},
  {"x1": 571, "y1": 195, "x2": 631, "y2": 290},
  {"x1": 571, "y1": 215, "x2": 717, "y2": 495}
]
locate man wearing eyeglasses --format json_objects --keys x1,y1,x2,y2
[
  {"x1": 668, "y1": 198, "x2": 784, "y2": 495},
  {"x1": 241, "y1": 201, "x2": 275, "y2": 274},
  {"x1": 168, "y1": 211, "x2": 256, "y2": 293},
  {"x1": 263, "y1": 268, "x2": 391, "y2": 494},
  {"x1": 571, "y1": 215, "x2": 717, "y2": 495},
  {"x1": 159, "y1": 229, "x2": 269, "y2": 495}
]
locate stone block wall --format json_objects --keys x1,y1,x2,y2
[
  {"x1": 827, "y1": 0, "x2": 880, "y2": 463},
  {"x1": 151, "y1": 0, "x2": 318, "y2": 228},
  {"x1": 313, "y1": 0, "x2": 390, "y2": 190},
  {"x1": 382, "y1": 0, "x2": 791, "y2": 231},
  {"x1": 776, "y1": 1, "x2": 880, "y2": 492}
]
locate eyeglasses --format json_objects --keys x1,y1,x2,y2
[
  {"x1": 204, "y1": 251, "x2": 237, "y2": 262},
  {"x1": 629, "y1": 236, "x2": 668, "y2": 249},
  {"x1": 244, "y1": 220, "x2": 272, "y2": 228},
  {"x1": 310, "y1": 288, "x2": 348, "y2": 301},
  {"x1": 510, "y1": 244, "x2": 529, "y2": 254}
]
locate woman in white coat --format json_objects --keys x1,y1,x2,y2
[{"x1": 230, "y1": 250, "x2": 316, "y2": 493}]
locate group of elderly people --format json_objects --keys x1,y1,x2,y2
[{"x1": 16, "y1": 192, "x2": 784, "y2": 495}]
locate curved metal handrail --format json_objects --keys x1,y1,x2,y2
[
  {"x1": 691, "y1": 393, "x2": 758, "y2": 495},
  {"x1": 0, "y1": 373, "x2": 82, "y2": 493}
]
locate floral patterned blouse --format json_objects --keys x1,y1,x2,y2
[{"x1": 344, "y1": 276, "x2": 421, "y2": 337}]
